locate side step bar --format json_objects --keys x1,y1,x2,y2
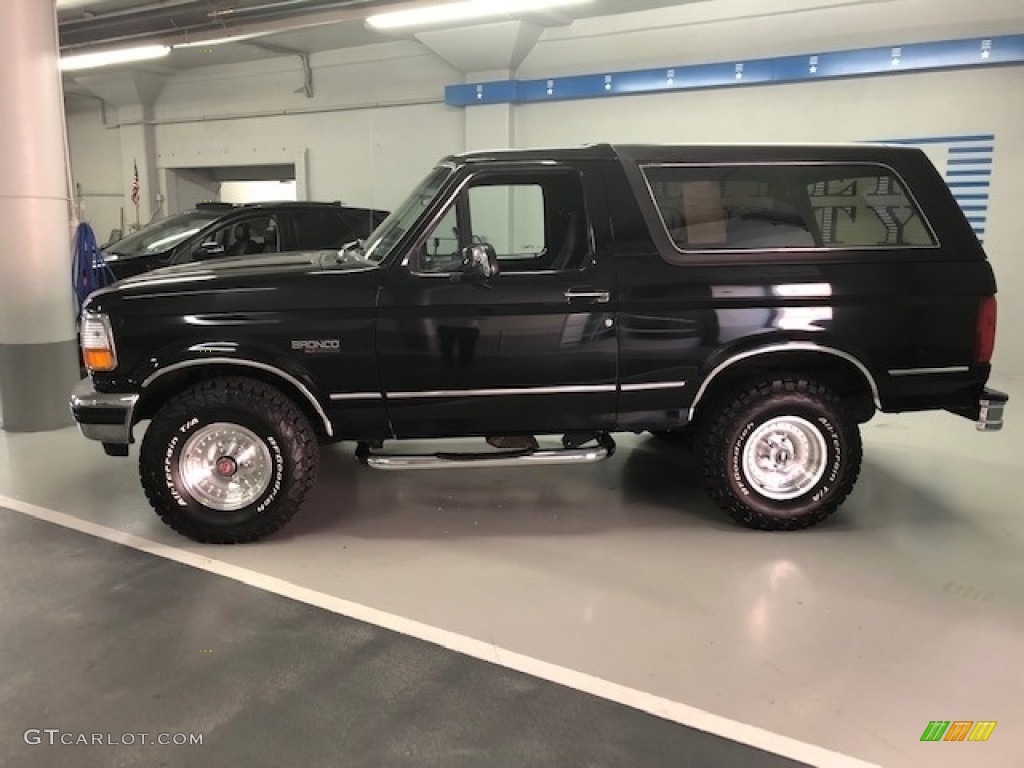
[{"x1": 357, "y1": 434, "x2": 615, "y2": 471}]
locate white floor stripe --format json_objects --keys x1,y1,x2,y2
[{"x1": 1, "y1": 493, "x2": 879, "y2": 768}]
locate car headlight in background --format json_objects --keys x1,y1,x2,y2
[{"x1": 80, "y1": 313, "x2": 118, "y2": 372}]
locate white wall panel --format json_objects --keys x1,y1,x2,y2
[
  {"x1": 65, "y1": 96, "x2": 124, "y2": 240},
  {"x1": 67, "y1": 44, "x2": 465, "y2": 231},
  {"x1": 148, "y1": 46, "x2": 463, "y2": 213},
  {"x1": 152, "y1": 102, "x2": 463, "y2": 213},
  {"x1": 521, "y1": 0, "x2": 1024, "y2": 78}
]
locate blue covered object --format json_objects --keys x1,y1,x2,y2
[{"x1": 72, "y1": 222, "x2": 114, "y2": 312}]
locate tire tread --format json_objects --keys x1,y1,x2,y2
[
  {"x1": 697, "y1": 376, "x2": 862, "y2": 531},
  {"x1": 139, "y1": 377, "x2": 319, "y2": 544}
]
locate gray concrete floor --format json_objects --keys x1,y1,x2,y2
[
  {"x1": 1, "y1": 376, "x2": 1022, "y2": 767},
  {"x1": 0, "y1": 508, "x2": 807, "y2": 768}
]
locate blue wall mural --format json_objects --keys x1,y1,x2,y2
[{"x1": 885, "y1": 135, "x2": 994, "y2": 243}]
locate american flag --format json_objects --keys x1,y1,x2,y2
[{"x1": 130, "y1": 160, "x2": 140, "y2": 206}]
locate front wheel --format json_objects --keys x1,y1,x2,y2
[
  {"x1": 697, "y1": 376, "x2": 862, "y2": 530},
  {"x1": 140, "y1": 377, "x2": 320, "y2": 543}
]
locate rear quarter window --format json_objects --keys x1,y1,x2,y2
[{"x1": 641, "y1": 163, "x2": 937, "y2": 252}]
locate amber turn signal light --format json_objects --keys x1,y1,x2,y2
[
  {"x1": 80, "y1": 313, "x2": 118, "y2": 372},
  {"x1": 83, "y1": 347, "x2": 116, "y2": 372}
]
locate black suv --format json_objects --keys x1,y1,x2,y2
[
  {"x1": 71, "y1": 144, "x2": 1007, "y2": 543},
  {"x1": 102, "y1": 201, "x2": 388, "y2": 281}
]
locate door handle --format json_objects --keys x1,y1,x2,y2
[{"x1": 564, "y1": 289, "x2": 611, "y2": 304}]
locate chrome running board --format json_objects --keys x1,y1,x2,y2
[{"x1": 357, "y1": 434, "x2": 615, "y2": 471}]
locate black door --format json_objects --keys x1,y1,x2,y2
[{"x1": 376, "y1": 164, "x2": 618, "y2": 438}]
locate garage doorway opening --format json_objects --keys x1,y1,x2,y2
[
  {"x1": 164, "y1": 164, "x2": 297, "y2": 215},
  {"x1": 221, "y1": 180, "x2": 296, "y2": 204}
]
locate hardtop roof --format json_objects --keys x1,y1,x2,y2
[{"x1": 445, "y1": 142, "x2": 923, "y2": 166}]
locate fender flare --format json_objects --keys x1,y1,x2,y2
[
  {"x1": 139, "y1": 356, "x2": 334, "y2": 438},
  {"x1": 688, "y1": 341, "x2": 881, "y2": 421}
]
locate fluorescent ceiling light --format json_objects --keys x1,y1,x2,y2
[
  {"x1": 174, "y1": 32, "x2": 269, "y2": 49},
  {"x1": 367, "y1": 0, "x2": 592, "y2": 30},
  {"x1": 60, "y1": 45, "x2": 171, "y2": 72}
]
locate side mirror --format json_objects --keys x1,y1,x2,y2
[
  {"x1": 460, "y1": 243, "x2": 499, "y2": 281},
  {"x1": 196, "y1": 240, "x2": 225, "y2": 259}
]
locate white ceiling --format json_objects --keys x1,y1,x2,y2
[{"x1": 57, "y1": 0, "x2": 704, "y2": 72}]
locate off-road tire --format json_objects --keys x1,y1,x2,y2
[
  {"x1": 697, "y1": 376, "x2": 861, "y2": 530},
  {"x1": 140, "y1": 377, "x2": 319, "y2": 543}
]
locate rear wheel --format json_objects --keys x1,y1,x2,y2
[
  {"x1": 697, "y1": 376, "x2": 861, "y2": 530},
  {"x1": 140, "y1": 377, "x2": 319, "y2": 543}
]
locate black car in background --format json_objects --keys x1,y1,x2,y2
[{"x1": 102, "y1": 201, "x2": 389, "y2": 281}]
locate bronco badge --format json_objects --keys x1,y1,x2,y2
[{"x1": 291, "y1": 339, "x2": 341, "y2": 354}]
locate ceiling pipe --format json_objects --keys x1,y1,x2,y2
[
  {"x1": 247, "y1": 40, "x2": 316, "y2": 97},
  {"x1": 60, "y1": 4, "x2": 412, "y2": 55},
  {"x1": 57, "y1": 0, "x2": 129, "y2": 9},
  {"x1": 210, "y1": 0, "x2": 385, "y2": 18},
  {"x1": 59, "y1": 0, "x2": 200, "y2": 27},
  {"x1": 60, "y1": 3, "x2": 225, "y2": 49},
  {"x1": 103, "y1": 93, "x2": 444, "y2": 129},
  {"x1": 58, "y1": 0, "x2": 411, "y2": 52}
]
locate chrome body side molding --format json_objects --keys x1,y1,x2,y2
[
  {"x1": 888, "y1": 366, "x2": 970, "y2": 376},
  {"x1": 688, "y1": 342, "x2": 881, "y2": 421},
  {"x1": 141, "y1": 358, "x2": 334, "y2": 437}
]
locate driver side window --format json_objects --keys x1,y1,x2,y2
[
  {"x1": 418, "y1": 206, "x2": 462, "y2": 274},
  {"x1": 411, "y1": 170, "x2": 588, "y2": 275}
]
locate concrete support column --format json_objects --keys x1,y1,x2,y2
[{"x1": 0, "y1": 1, "x2": 81, "y2": 432}]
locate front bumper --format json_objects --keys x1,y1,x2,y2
[
  {"x1": 69, "y1": 377, "x2": 139, "y2": 445},
  {"x1": 976, "y1": 387, "x2": 1008, "y2": 432}
]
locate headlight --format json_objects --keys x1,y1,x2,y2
[{"x1": 80, "y1": 313, "x2": 118, "y2": 372}]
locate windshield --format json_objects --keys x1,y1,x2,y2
[
  {"x1": 361, "y1": 166, "x2": 453, "y2": 263},
  {"x1": 106, "y1": 210, "x2": 222, "y2": 257}
]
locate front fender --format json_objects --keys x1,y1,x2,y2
[{"x1": 128, "y1": 339, "x2": 334, "y2": 437}]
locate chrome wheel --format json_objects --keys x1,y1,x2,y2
[
  {"x1": 741, "y1": 416, "x2": 827, "y2": 501},
  {"x1": 179, "y1": 423, "x2": 273, "y2": 512}
]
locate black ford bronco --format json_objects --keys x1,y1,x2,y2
[{"x1": 71, "y1": 144, "x2": 1008, "y2": 543}]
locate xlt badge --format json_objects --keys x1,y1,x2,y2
[{"x1": 292, "y1": 339, "x2": 341, "y2": 354}]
